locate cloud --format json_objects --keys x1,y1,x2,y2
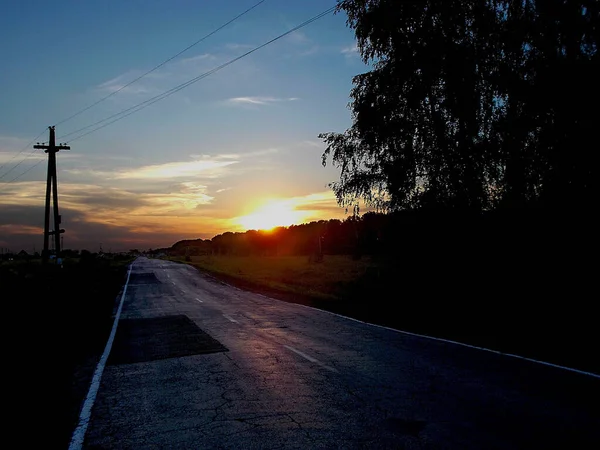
[
  {"x1": 191, "y1": 148, "x2": 279, "y2": 160},
  {"x1": 179, "y1": 53, "x2": 215, "y2": 65},
  {"x1": 0, "y1": 181, "x2": 45, "y2": 207},
  {"x1": 63, "y1": 147, "x2": 282, "y2": 188},
  {"x1": 139, "y1": 182, "x2": 214, "y2": 214},
  {"x1": 225, "y1": 43, "x2": 255, "y2": 51},
  {"x1": 288, "y1": 191, "x2": 341, "y2": 211},
  {"x1": 0, "y1": 179, "x2": 217, "y2": 219},
  {"x1": 299, "y1": 45, "x2": 320, "y2": 57},
  {"x1": 280, "y1": 29, "x2": 321, "y2": 58},
  {"x1": 93, "y1": 52, "x2": 220, "y2": 100},
  {"x1": 0, "y1": 151, "x2": 43, "y2": 165},
  {"x1": 0, "y1": 180, "x2": 347, "y2": 252},
  {"x1": 341, "y1": 44, "x2": 359, "y2": 58},
  {"x1": 0, "y1": 178, "x2": 225, "y2": 251},
  {"x1": 299, "y1": 140, "x2": 323, "y2": 149},
  {"x1": 115, "y1": 159, "x2": 237, "y2": 180},
  {"x1": 226, "y1": 190, "x2": 346, "y2": 231},
  {"x1": 97, "y1": 72, "x2": 157, "y2": 95},
  {"x1": 0, "y1": 134, "x2": 41, "y2": 153},
  {"x1": 0, "y1": 181, "x2": 149, "y2": 213},
  {"x1": 65, "y1": 155, "x2": 238, "y2": 181},
  {"x1": 0, "y1": 203, "x2": 215, "y2": 251},
  {"x1": 226, "y1": 96, "x2": 299, "y2": 106},
  {"x1": 287, "y1": 30, "x2": 311, "y2": 45},
  {"x1": 0, "y1": 224, "x2": 42, "y2": 235},
  {"x1": 0, "y1": 134, "x2": 62, "y2": 165}
]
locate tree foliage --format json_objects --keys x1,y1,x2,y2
[{"x1": 320, "y1": 0, "x2": 599, "y2": 211}]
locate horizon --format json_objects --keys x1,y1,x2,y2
[
  {"x1": 0, "y1": 1, "x2": 365, "y2": 252},
  {"x1": 0, "y1": 214, "x2": 353, "y2": 255}
]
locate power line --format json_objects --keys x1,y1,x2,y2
[
  {"x1": 61, "y1": 5, "x2": 337, "y2": 144},
  {"x1": 0, "y1": 129, "x2": 47, "y2": 176},
  {"x1": 53, "y1": 0, "x2": 267, "y2": 128},
  {"x1": 0, "y1": 1, "x2": 271, "y2": 188},
  {"x1": 0, "y1": 149, "x2": 45, "y2": 184},
  {"x1": 0, "y1": 147, "x2": 43, "y2": 180},
  {"x1": 0, "y1": 5, "x2": 336, "y2": 188},
  {"x1": 1, "y1": 158, "x2": 44, "y2": 186}
]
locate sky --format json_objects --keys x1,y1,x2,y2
[{"x1": 0, "y1": 0, "x2": 366, "y2": 253}]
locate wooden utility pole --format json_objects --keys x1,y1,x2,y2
[{"x1": 34, "y1": 126, "x2": 70, "y2": 264}]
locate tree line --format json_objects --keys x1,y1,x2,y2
[
  {"x1": 169, "y1": 218, "x2": 360, "y2": 258},
  {"x1": 166, "y1": 207, "x2": 570, "y2": 260}
]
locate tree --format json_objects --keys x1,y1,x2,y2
[{"x1": 320, "y1": 0, "x2": 599, "y2": 212}]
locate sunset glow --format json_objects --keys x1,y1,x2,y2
[
  {"x1": 0, "y1": 1, "x2": 359, "y2": 251},
  {"x1": 236, "y1": 199, "x2": 310, "y2": 231}
]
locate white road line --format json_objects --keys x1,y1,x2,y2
[
  {"x1": 185, "y1": 263, "x2": 600, "y2": 379},
  {"x1": 196, "y1": 298, "x2": 203, "y2": 303},
  {"x1": 294, "y1": 304, "x2": 600, "y2": 379},
  {"x1": 172, "y1": 281, "x2": 176, "y2": 285},
  {"x1": 223, "y1": 314, "x2": 238, "y2": 323},
  {"x1": 284, "y1": 345, "x2": 337, "y2": 372},
  {"x1": 68, "y1": 261, "x2": 135, "y2": 450}
]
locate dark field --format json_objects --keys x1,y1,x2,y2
[{"x1": 2, "y1": 255, "x2": 131, "y2": 448}]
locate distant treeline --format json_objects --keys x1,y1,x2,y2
[
  {"x1": 169, "y1": 218, "x2": 360, "y2": 258},
  {"x1": 166, "y1": 208, "x2": 592, "y2": 261}
]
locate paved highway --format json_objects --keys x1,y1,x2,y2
[{"x1": 73, "y1": 257, "x2": 599, "y2": 449}]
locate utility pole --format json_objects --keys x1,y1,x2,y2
[{"x1": 34, "y1": 126, "x2": 70, "y2": 264}]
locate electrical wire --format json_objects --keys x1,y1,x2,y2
[
  {"x1": 53, "y1": 0, "x2": 266, "y2": 128},
  {"x1": 0, "y1": 148, "x2": 44, "y2": 184},
  {"x1": 61, "y1": 5, "x2": 337, "y2": 144},
  {"x1": 1, "y1": 2, "x2": 268, "y2": 186},
  {"x1": 0, "y1": 129, "x2": 47, "y2": 177},
  {"x1": 3, "y1": 158, "x2": 45, "y2": 185},
  {"x1": 1, "y1": 4, "x2": 337, "y2": 186}
]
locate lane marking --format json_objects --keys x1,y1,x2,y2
[
  {"x1": 285, "y1": 345, "x2": 317, "y2": 362},
  {"x1": 188, "y1": 264, "x2": 600, "y2": 379},
  {"x1": 223, "y1": 314, "x2": 238, "y2": 323},
  {"x1": 293, "y1": 304, "x2": 600, "y2": 379},
  {"x1": 195, "y1": 298, "x2": 203, "y2": 303},
  {"x1": 171, "y1": 281, "x2": 176, "y2": 285},
  {"x1": 284, "y1": 345, "x2": 337, "y2": 372},
  {"x1": 69, "y1": 260, "x2": 135, "y2": 450}
]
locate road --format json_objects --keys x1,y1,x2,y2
[{"x1": 74, "y1": 257, "x2": 599, "y2": 449}]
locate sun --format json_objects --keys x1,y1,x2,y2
[{"x1": 237, "y1": 199, "x2": 308, "y2": 231}]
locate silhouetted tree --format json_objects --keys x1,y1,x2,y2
[{"x1": 320, "y1": 0, "x2": 599, "y2": 211}]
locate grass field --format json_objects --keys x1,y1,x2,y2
[
  {"x1": 2, "y1": 255, "x2": 132, "y2": 449},
  {"x1": 176, "y1": 254, "x2": 386, "y2": 300}
]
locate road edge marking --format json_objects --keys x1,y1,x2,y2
[
  {"x1": 68, "y1": 260, "x2": 134, "y2": 450},
  {"x1": 186, "y1": 265, "x2": 600, "y2": 379},
  {"x1": 293, "y1": 303, "x2": 600, "y2": 379}
]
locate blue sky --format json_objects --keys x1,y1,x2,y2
[{"x1": 0, "y1": 0, "x2": 366, "y2": 252}]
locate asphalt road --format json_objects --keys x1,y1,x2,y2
[{"x1": 74, "y1": 257, "x2": 599, "y2": 449}]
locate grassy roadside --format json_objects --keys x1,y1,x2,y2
[
  {"x1": 2, "y1": 256, "x2": 132, "y2": 448},
  {"x1": 171, "y1": 254, "x2": 598, "y2": 376},
  {"x1": 172, "y1": 254, "x2": 386, "y2": 300}
]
